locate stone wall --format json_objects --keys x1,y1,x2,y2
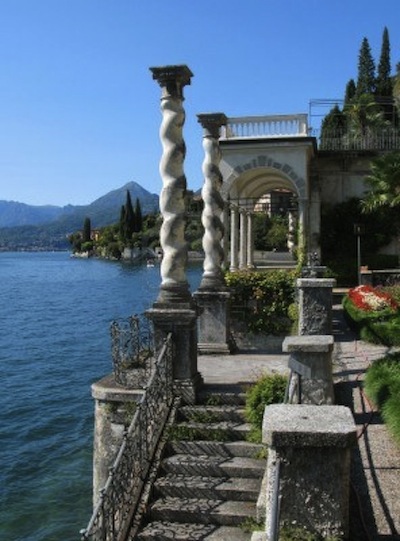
[{"x1": 314, "y1": 151, "x2": 376, "y2": 206}]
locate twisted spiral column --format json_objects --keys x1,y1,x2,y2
[
  {"x1": 197, "y1": 113, "x2": 227, "y2": 290},
  {"x1": 150, "y1": 65, "x2": 193, "y2": 304}
]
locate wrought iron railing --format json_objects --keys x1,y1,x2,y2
[
  {"x1": 80, "y1": 332, "x2": 174, "y2": 541},
  {"x1": 316, "y1": 127, "x2": 400, "y2": 151},
  {"x1": 111, "y1": 316, "x2": 154, "y2": 388}
]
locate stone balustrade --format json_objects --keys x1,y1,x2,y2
[{"x1": 221, "y1": 114, "x2": 309, "y2": 139}]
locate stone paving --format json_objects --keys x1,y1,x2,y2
[{"x1": 198, "y1": 304, "x2": 400, "y2": 540}]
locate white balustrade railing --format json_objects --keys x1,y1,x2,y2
[{"x1": 221, "y1": 114, "x2": 309, "y2": 139}]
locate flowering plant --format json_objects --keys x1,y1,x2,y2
[{"x1": 348, "y1": 285, "x2": 398, "y2": 312}]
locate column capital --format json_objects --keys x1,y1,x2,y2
[
  {"x1": 197, "y1": 113, "x2": 227, "y2": 138},
  {"x1": 150, "y1": 64, "x2": 193, "y2": 98}
]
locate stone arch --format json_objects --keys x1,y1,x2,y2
[
  {"x1": 220, "y1": 153, "x2": 310, "y2": 269},
  {"x1": 221, "y1": 154, "x2": 306, "y2": 202}
]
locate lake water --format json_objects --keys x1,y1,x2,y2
[{"x1": 0, "y1": 252, "x2": 202, "y2": 541}]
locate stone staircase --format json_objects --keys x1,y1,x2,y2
[{"x1": 136, "y1": 384, "x2": 266, "y2": 540}]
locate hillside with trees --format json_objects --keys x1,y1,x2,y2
[
  {"x1": 69, "y1": 190, "x2": 205, "y2": 260},
  {"x1": 0, "y1": 181, "x2": 159, "y2": 251}
]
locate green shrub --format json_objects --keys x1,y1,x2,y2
[
  {"x1": 364, "y1": 354, "x2": 400, "y2": 406},
  {"x1": 225, "y1": 269, "x2": 297, "y2": 335},
  {"x1": 382, "y1": 388, "x2": 400, "y2": 444},
  {"x1": 364, "y1": 353, "x2": 400, "y2": 445},
  {"x1": 245, "y1": 373, "x2": 287, "y2": 442},
  {"x1": 359, "y1": 317, "x2": 400, "y2": 346}
]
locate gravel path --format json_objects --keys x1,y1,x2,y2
[{"x1": 333, "y1": 304, "x2": 400, "y2": 540}]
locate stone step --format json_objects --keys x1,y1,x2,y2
[
  {"x1": 168, "y1": 439, "x2": 265, "y2": 458},
  {"x1": 178, "y1": 405, "x2": 246, "y2": 424},
  {"x1": 161, "y1": 454, "x2": 265, "y2": 479},
  {"x1": 197, "y1": 384, "x2": 247, "y2": 406},
  {"x1": 137, "y1": 521, "x2": 252, "y2": 540},
  {"x1": 169, "y1": 420, "x2": 251, "y2": 442},
  {"x1": 149, "y1": 497, "x2": 257, "y2": 526},
  {"x1": 155, "y1": 474, "x2": 261, "y2": 501}
]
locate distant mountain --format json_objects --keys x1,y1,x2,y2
[
  {"x1": 0, "y1": 201, "x2": 65, "y2": 227},
  {"x1": 0, "y1": 181, "x2": 159, "y2": 250}
]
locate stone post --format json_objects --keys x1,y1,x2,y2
[
  {"x1": 262, "y1": 404, "x2": 357, "y2": 539},
  {"x1": 283, "y1": 335, "x2": 334, "y2": 405},
  {"x1": 230, "y1": 205, "x2": 239, "y2": 271},
  {"x1": 194, "y1": 113, "x2": 233, "y2": 354},
  {"x1": 146, "y1": 65, "x2": 201, "y2": 404},
  {"x1": 297, "y1": 277, "x2": 336, "y2": 335}
]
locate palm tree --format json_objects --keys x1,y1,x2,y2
[
  {"x1": 344, "y1": 94, "x2": 387, "y2": 137},
  {"x1": 361, "y1": 151, "x2": 400, "y2": 212}
]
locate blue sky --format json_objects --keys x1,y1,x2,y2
[{"x1": 1, "y1": 0, "x2": 399, "y2": 207}]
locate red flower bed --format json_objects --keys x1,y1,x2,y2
[{"x1": 348, "y1": 285, "x2": 398, "y2": 312}]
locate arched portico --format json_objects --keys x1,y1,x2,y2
[{"x1": 217, "y1": 117, "x2": 317, "y2": 268}]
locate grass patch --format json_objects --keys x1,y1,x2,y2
[
  {"x1": 205, "y1": 394, "x2": 222, "y2": 406},
  {"x1": 364, "y1": 353, "x2": 400, "y2": 445},
  {"x1": 280, "y1": 526, "x2": 341, "y2": 540},
  {"x1": 239, "y1": 517, "x2": 264, "y2": 532},
  {"x1": 168, "y1": 424, "x2": 231, "y2": 442},
  {"x1": 184, "y1": 409, "x2": 220, "y2": 423}
]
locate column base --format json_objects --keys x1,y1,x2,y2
[
  {"x1": 193, "y1": 290, "x2": 234, "y2": 354},
  {"x1": 173, "y1": 372, "x2": 204, "y2": 405},
  {"x1": 145, "y1": 304, "x2": 202, "y2": 404}
]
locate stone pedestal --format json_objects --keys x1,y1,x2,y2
[
  {"x1": 146, "y1": 305, "x2": 202, "y2": 404},
  {"x1": 262, "y1": 404, "x2": 357, "y2": 539},
  {"x1": 283, "y1": 335, "x2": 334, "y2": 405},
  {"x1": 297, "y1": 278, "x2": 336, "y2": 335},
  {"x1": 194, "y1": 290, "x2": 233, "y2": 354},
  {"x1": 91, "y1": 375, "x2": 144, "y2": 506}
]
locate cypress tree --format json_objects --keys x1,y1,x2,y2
[
  {"x1": 83, "y1": 217, "x2": 91, "y2": 243},
  {"x1": 320, "y1": 104, "x2": 346, "y2": 149},
  {"x1": 376, "y1": 27, "x2": 392, "y2": 97},
  {"x1": 356, "y1": 37, "x2": 376, "y2": 97},
  {"x1": 124, "y1": 190, "x2": 135, "y2": 240},
  {"x1": 344, "y1": 79, "x2": 356, "y2": 105},
  {"x1": 119, "y1": 205, "x2": 126, "y2": 241},
  {"x1": 134, "y1": 198, "x2": 143, "y2": 233}
]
